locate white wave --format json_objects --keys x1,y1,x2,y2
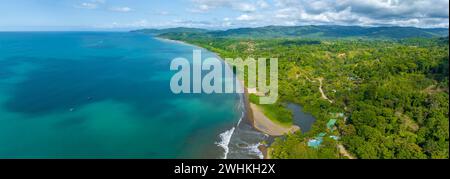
[
  {"x1": 243, "y1": 143, "x2": 264, "y2": 159},
  {"x1": 215, "y1": 127, "x2": 236, "y2": 159},
  {"x1": 237, "y1": 111, "x2": 244, "y2": 126},
  {"x1": 236, "y1": 92, "x2": 245, "y2": 126},
  {"x1": 216, "y1": 89, "x2": 248, "y2": 159}
]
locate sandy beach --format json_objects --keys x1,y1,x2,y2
[
  {"x1": 243, "y1": 85, "x2": 300, "y2": 136},
  {"x1": 249, "y1": 103, "x2": 300, "y2": 136},
  {"x1": 154, "y1": 37, "x2": 204, "y2": 49}
]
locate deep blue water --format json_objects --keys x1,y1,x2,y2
[{"x1": 0, "y1": 32, "x2": 243, "y2": 159}]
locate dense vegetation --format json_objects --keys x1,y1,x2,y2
[
  {"x1": 137, "y1": 25, "x2": 448, "y2": 39},
  {"x1": 131, "y1": 27, "x2": 210, "y2": 35},
  {"x1": 138, "y1": 26, "x2": 449, "y2": 159}
]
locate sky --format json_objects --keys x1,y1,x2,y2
[{"x1": 0, "y1": 0, "x2": 448, "y2": 31}]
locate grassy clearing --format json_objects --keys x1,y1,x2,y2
[{"x1": 249, "y1": 94, "x2": 293, "y2": 127}]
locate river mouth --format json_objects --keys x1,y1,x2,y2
[
  {"x1": 226, "y1": 118, "x2": 268, "y2": 159},
  {"x1": 226, "y1": 102, "x2": 316, "y2": 159}
]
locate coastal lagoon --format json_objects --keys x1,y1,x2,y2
[
  {"x1": 288, "y1": 103, "x2": 316, "y2": 133},
  {"x1": 0, "y1": 32, "x2": 262, "y2": 158}
]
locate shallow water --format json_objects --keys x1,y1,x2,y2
[{"x1": 0, "y1": 32, "x2": 246, "y2": 159}]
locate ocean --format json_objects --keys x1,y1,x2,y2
[{"x1": 0, "y1": 32, "x2": 266, "y2": 159}]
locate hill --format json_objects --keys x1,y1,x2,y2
[
  {"x1": 136, "y1": 25, "x2": 449, "y2": 40},
  {"x1": 131, "y1": 27, "x2": 210, "y2": 35},
  {"x1": 210, "y1": 25, "x2": 449, "y2": 39}
]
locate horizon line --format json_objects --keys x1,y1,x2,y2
[{"x1": 1, "y1": 24, "x2": 449, "y2": 32}]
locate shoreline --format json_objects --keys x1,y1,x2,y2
[
  {"x1": 242, "y1": 83, "x2": 299, "y2": 137},
  {"x1": 154, "y1": 37, "x2": 189, "y2": 45},
  {"x1": 249, "y1": 103, "x2": 300, "y2": 136},
  {"x1": 156, "y1": 36, "x2": 299, "y2": 159}
]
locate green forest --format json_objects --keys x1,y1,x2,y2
[{"x1": 141, "y1": 26, "x2": 449, "y2": 159}]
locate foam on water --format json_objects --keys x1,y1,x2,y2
[
  {"x1": 244, "y1": 143, "x2": 264, "y2": 159},
  {"x1": 216, "y1": 127, "x2": 236, "y2": 159},
  {"x1": 215, "y1": 64, "x2": 247, "y2": 159},
  {"x1": 216, "y1": 88, "x2": 269, "y2": 159}
]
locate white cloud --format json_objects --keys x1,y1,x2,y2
[
  {"x1": 189, "y1": 0, "x2": 226, "y2": 12},
  {"x1": 222, "y1": 17, "x2": 233, "y2": 27},
  {"x1": 257, "y1": 0, "x2": 269, "y2": 8},
  {"x1": 269, "y1": 0, "x2": 449, "y2": 28},
  {"x1": 80, "y1": 2, "x2": 97, "y2": 9},
  {"x1": 76, "y1": 0, "x2": 135, "y2": 13},
  {"x1": 109, "y1": 7, "x2": 133, "y2": 12},
  {"x1": 75, "y1": 0, "x2": 106, "y2": 9},
  {"x1": 190, "y1": 0, "x2": 264, "y2": 13},
  {"x1": 236, "y1": 14, "x2": 252, "y2": 21},
  {"x1": 236, "y1": 14, "x2": 264, "y2": 21},
  {"x1": 234, "y1": 3, "x2": 257, "y2": 12},
  {"x1": 100, "y1": 0, "x2": 449, "y2": 28}
]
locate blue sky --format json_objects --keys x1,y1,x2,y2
[{"x1": 0, "y1": 0, "x2": 448, "y2": 31}]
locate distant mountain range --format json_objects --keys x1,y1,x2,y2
[
  {"x1": 133, "y1": 25, "x2": 449, "y2": 39},
  {"x1": 131, "y1": 27, "x2": 209, "y2": 35}
]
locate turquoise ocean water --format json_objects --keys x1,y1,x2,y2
[{"x1": 0, "y1": 32, "x2": 248, "y2": 159}]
